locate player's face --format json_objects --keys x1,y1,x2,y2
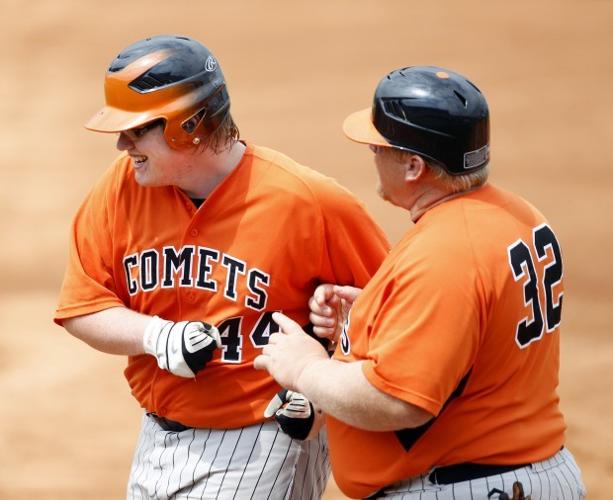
[
  {"x1": 116, "y1": 121, "x2": 194, "y2": 188},
  {"x1": 370, "y1": 145, "x2": 408, "y2": 206}
]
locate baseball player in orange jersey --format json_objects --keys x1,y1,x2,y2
[
  {"x1": 54, "y1": 35, "x2": 389, "y2": 499},
  {"x1": 255, "y1": 66, "x2": 587, "y2": 499}
]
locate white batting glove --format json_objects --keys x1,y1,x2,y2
[
  {"x1": 264, "y1": 389, "x2": 323, "y2": 441},
  {"x1": 143, "y1": 316, "x2": 222, "y2": 378}
]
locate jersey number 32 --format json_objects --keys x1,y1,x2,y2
[{"x1": 507, "y1": 223, "x2": 563, "y2": 349}]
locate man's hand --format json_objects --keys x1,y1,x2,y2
[
  {"x1": 264, "y1": 389, "x2": 323, "y2": 440},
  {"x1": 309, "y1": 284, "x2": 362, "y2": 343},
  {"x1": 143, "y1": 316, "x2": 222, "y2": 377},
  {"x1": 254, "y1": 312, "x2": 329, "y2": 391}
]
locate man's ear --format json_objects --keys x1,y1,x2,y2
[{"x1": 404, "y1": 155, "x2": 427, "y2": 182}]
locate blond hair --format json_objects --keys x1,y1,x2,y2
[
  {"x1": 385, "y1": 147, "x2": 489, "y2": 194},
  {"x1": 203, "y1": 112, "x2": 240, "y2": 154}
]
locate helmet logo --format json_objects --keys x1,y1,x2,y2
[
  {"x1": 205, "y1": 56, "x2": 217, "y2": 72},
  {"x1": 436, "y1": 71, "x2": 450, "y2": 79},
  {"x1": 464, "y1": 144, "x2": 489, "y2": 170}
]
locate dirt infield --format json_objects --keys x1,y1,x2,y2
[{"x1": 1, "y1": 1, "x2": 612, "y2": 498}]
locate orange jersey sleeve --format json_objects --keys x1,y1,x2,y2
[
  {"x1": 55, "y1": 143, "x2": 390, "y2": 428},
  {"x1": 328, "y1": 184, "x2": 566, "y2": 498},
  {"x1": 56, "y1": 163, "x2": 126, "y2": 317}
]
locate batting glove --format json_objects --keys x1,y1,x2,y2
[
  {"x1": 143, "y1": 315, "x2": 222, "y2": 378},
  {"x1": 264, "y1": 389, "x2": 320, "y2": 440}
]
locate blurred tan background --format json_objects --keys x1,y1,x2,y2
[{"x1": 1, "y1": 0, "x2": 612, "y2": 498}]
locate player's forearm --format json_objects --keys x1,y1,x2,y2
[
  {"x1": 62, "y1": 307, "x2": 150, "y2": 356},
  {"x1": 296, "y1": 360, "x2": 431, "y2": 432}
]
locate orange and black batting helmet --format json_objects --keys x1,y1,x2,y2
[{"x1": 85, "y1": 35, "x2": 230, "y2": 149}]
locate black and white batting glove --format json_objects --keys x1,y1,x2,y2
[
  {"x1": 264, "y1": 389, "x2": 321, "y2": 441},
  {"x1": 143, "y1": 315, "x2": 222, "y2": 378}
]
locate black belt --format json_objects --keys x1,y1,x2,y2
[
  {"x1": 366, "y1": 461, "x2": 531, "y2": 498},
  {"x1": 147, "y1": 413, "x2": 192, "y2": 432},
  {"x1": 428, "y1": 462, "x2": 531, "y2": 485}
]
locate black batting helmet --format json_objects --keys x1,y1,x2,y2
[
  {"x1": 86, "y1": 35, "x2": 230, "y2": 149},
  {"x1": 343, "y1": 66, "x2": 489, "y2": 175}
]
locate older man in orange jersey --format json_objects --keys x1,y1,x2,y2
[{"x1": 255, "y1": 66, "x2": 586, "y2": 499}]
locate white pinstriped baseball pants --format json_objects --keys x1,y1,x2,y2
[
  {"x1": 371, "y1": 448, "x2": 586, "y2": 499},
  {"x1": 126, "y1": 413, "x2": 330, "y2": 499}
]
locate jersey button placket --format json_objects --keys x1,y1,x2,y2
[
  {"x1": 182, "y1": 218, "x2": 201, "y2": 308},
  {"x1": 185, "y1": 201, "x2": 194, "y2": 213}
]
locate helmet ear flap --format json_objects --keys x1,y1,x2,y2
[
  {"x1": 182, "y1": 108, "x2": 207, "y2": 134},
  {"x1": 180, "y1": 108, "x2": 207, "y2": 146}
]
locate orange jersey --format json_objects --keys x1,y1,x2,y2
[
  {"x1": 328, "y1": 183, "x2": 566, "y2": 498},
  {"x1": 55, "y1": 143, "x2": 389, "y2": 428}
]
